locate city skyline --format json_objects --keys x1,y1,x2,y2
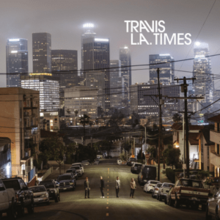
[{"x1": 0, "y1": 0, "x2": 220, "y2": 88}]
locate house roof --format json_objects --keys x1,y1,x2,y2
[
  {"x1": 208, "y1": 114, "x2": 220, "y2": 122},
  {"x1": 171, "y1": 123, "x2": 204, "y2": 131},
  {"x1": 188, "y1": 133, "x2": 199, "y2": 145}
]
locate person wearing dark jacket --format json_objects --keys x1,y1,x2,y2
[
  {"x1": 100, "y1": 176, "x2": 105, "y2": 198},
  {"x1": 84, "y1": 177, "x2": 90, "y2": 198}
]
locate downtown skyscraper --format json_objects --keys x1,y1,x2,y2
[
  {"x1": 193, "y1": 42, "x2": 214, "y2": 112},
  {"x1": 81, "y1": 24, "x2": 110, "y2": 112},
  {"x1": 6, "y1": 38, "x2": 28, "y2": 87},
  {"x1": 149, "y1": 54, "x2": 174, "y2": 85},
  {"x1": 32, "y1": 33, "x2": 51, "y2": 73},
  {"x1": 119, "y1": 46, "x2": 131, "y2": 102}
]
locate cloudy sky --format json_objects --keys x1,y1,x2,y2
[{"x1": 0, "y1": 0, "x2": 220, "y2": 87}]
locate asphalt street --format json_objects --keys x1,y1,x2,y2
[{"x1": 5, "y1": 159, "x2": 206, "y2": 220}]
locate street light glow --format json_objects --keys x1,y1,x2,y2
[
  {"x1": 83, "y1": 23, "x2": 94, "y2": 28},
  {"x1": 195, "y1": 41, "x2": 201, "y2": 46}
]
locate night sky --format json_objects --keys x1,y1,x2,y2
[{"x1": 0, "y1": 0, "x2": 219, "y2": 88}]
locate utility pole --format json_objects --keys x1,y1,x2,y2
[
  {"x1": 174, "y1": 77, "x2": 196, "y2": 178},
  {"x1": 157, "y1": 68, "x2": 162, "y2": 181}
]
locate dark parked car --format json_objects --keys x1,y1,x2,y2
[
  {"x1": 131, "y1": 162, "x2": 142, "y2": 174},
  {"x1": 66, "y1": 169, "x2": 78, "y2": 179},
  {"x1": 29, "y1": 186, "x2": 49, "y2": 205},
  {"x1": 39, "y1": 180, "x2": 60, "y2": 202},
  {"x1": 2, "y1": 177, "x2": 34, "y2": 217},
  {"x1": 127, "y1": 158, "x2": 137, "y2": 166},
  {"x1": 138, "y1": 165, "x2": 157, "y2": 185},
  {"x1": 105, "y1": 155, "x2": 112, "y2": 159},
  {"x1": 56, "y1": 173, "x2": 76, "y2": 191}
]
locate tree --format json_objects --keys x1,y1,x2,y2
[
  {"x1": 163, "y1": 145, "x2": 180, "y2": 169},
  {"x1": 79, "y1": 114, "x2": 91, "y2": 145},
  {"x1": 172, "y1": 113, "x2": 182, "y2": 123},
  {"x1": 39, "y1": 135, "x2": 67, "y2": 174},
  {"x1": 146, "y1": 146, "x2": 157, "y2": 161}
]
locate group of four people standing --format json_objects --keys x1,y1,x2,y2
[{"x1": 84, "y1": 176, "x2": 136, "y2": 198}]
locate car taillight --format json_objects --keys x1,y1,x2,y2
[
  {"x1": 155, "y1": 188, "x2": 158, "y2": 190},
  {"x1": 141, "y1": 175, "x2": 143, "y2": 179}
]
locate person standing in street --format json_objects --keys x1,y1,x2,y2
[
  {"x1": 84, "y1": 177, "x2": 90, "y2": 199},
  {"x1": 100, "y1": 176, "x2": 105, "y2": 198},
  {"x1": 115, "y1": 176, "x2": 120, "y2": 198},
  {"x1": 130, "y1": 178, "x2": 136, "y2": 198}
]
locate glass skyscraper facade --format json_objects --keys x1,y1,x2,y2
[
  {"x1": 110, "y1": 60, "x2": 124, "y2": 109},
  {"x1": 149, "y1": 54, "x2": 174, "y2": 85},
  {"x1": 21, "y1": 74, "x2": 60, "y2": 112},
  {"x1": 193, "y1": 42, "x2": 214, "y2": 112},
  {"x1": 82, "y1": 35, "x2": 110, "y2": 112},
  {"x1": 32, "y1": 33, "x2": 51, "y2": 73},
  {"x1": 6, "y1": 38, "x2": 28, "y2": 87},
  {"x1": 119, "y1": 47, "x2": 131, "y2": 102}
]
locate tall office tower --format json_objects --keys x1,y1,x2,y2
[
  {"x1": 193, "y1": 42, "x2": 214, "y2": 112},
  {"x1": 119, "y1": 46, "x2": 131, "y2": 102},
  {"x1": 82, "y1": 25, "x2": 110, "y2": 112},
  {"x1": 6, "y1": 38, "x2": 28, "y2": 87},
  {"x1": 130, "y1": 83, "x2": 180, "y2": 123},
  {"x1": 52, "y1": 50, "x2": 77, "y2": 72},
  {"x1": 149, "y1": 54, "x2": 174, "y2": 84},
  {"x1": 32, "y1": 33, "x2": 51, "y2": 73},
  {"x1": 51, "y1": 49, "x2": 79, "y2": 110},
  {"x1": 81, "y1": 23, "x2": 96, "y2": 72},
  {"x1": 110, "y1": 60, "x2": 124, "y2": 109}
]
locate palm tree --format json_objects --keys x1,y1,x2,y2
[{"x1": 79, "y1": 114, "x2": 90, "y2": 145}]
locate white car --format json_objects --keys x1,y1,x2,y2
[
  {"x1": 72, "y1": 163, "x2": 84, "y2": 173},
  {"x1": 157, "y1": 182, "x2": 174, "y2": 201},
  {"x1": 97, "y1": 155, "x2": 103, "y2": 159},
  {"x1": 82, "y1": 160, "x2": 90, "y2": 166},
  {"x1": 0, "y1": 179, "x2": 17, "y2": 218},
  {"x1": 29, "y1": 185, "x2": 49, "y2": 205},
  {"x1": 144, "y1": 180, "x2": 160, "y2": 193}
]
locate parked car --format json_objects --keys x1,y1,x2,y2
[
  {"x1": 131, "y1": 163, "x2": 143, "y2": 174},
  {"x1": 206, "y1": 190, "x2": 220, "y2": 220},
  {"x1": 138, "y1": 165, "x2": 157, "y2": 185},
  {"x1": 166, "y1": 178, "x2": 209, "y2": 210},
  {"x1": 29, "y1": 185, "x2": 49, "y2": 205},
  {"x1": 70, "y1": 165, "x2": 83, "y2": 176},
  {"x1": 144, "y1": 180, "x2": 160, "y2": 193},
  {"x1": 82, "y1": 160, "x2": 90, "y2": 166},
  {"x1": 127, "y1": 157, "x2": 137, "y2": 166},
  {"x1": 105, "y1": 155, "x2": 112, "y2": 159},
  {"x1": 66, "y1": 168, "x2": 78, "y2": 179},
  {"x1": 94, "y1": 159, "x2": 100, "y2": 165},
  {"x1": 2, "y1": 177, "x2": 34, "y2": 217},
  {"x1": 152, "y1": 182, "x2": 162, "y2": 198},
  {"x1": 0, "y1": 179, "x2": 17, "y2": 219},
  {"x1": 72, "y1": 163, "x2": 84, "y2": 173},
  {"x1": 157, "y1": 182, "x2": 174, "y2": 201},
  {"x1": 39, "y1": 180, "x2": 60, "y2": 202},
  {"x1": 97, "y1": 154, "x2": 103, "y2": 159},
  {"x1": 56, "y1": 173, "x2": 76, "y2": 191}
]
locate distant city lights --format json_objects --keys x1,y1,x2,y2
[
  {"x1": 9, "y1": 39, "x2": 20, "y2": 42},
  {"x1": 11, "y1": 50, "x2": 18, "y2": 53},
  {"x1": 94, "y1": 38, "x2": 109, "y2": 42},
  {"x1": 83, "y1": 23, "x2": 94, "y2": 28},
  {"x1": 159, "y1": 54, "x2": 170, "y2": 56}
]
